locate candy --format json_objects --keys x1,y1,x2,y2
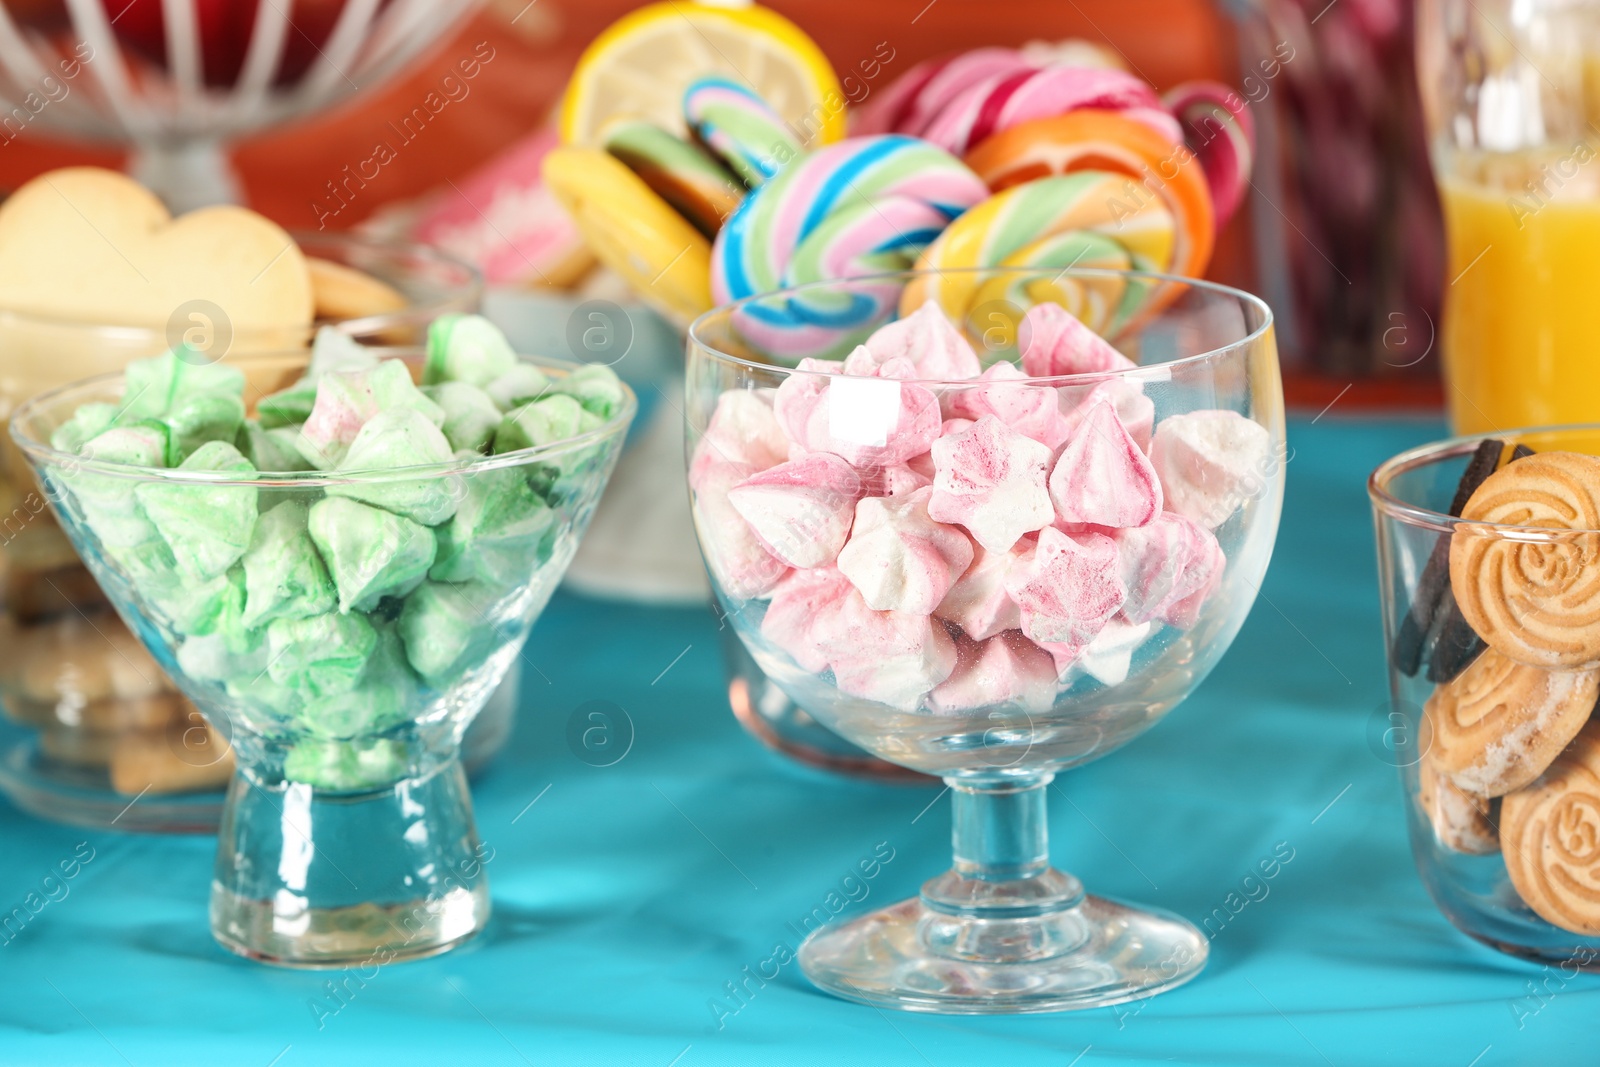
[
  {"x1": 49, "y1": 401, "x2": 119, "y2": 454},
  {"x1": 1115, "y1": 512, "x2": 1224, "y2": 629},
  {"x1": 691, "y1": 388, "x2": 788, "y2": 488},
  {"x1": 258, "y1": 327, "x2": 380, "y2": 428},
  {"x1": 836, "y1": 487, "x2": 973, "y2": 614},
  {"x1": 1075, "y1": 617, "x2": 1154, "y2": 687},
  {"x1": 146, "y1": 565, "x2": 246, "y2": 639},
  {"x1": 854, "y1": 48, "x2": 1038, "y2": 138},
  {"x1": 927, "y1": 416, "x2": 1053, "y2": 553},
  {"x1": 694, "y1": 459, "x2": 789, "y2": 599},
  {"x1": 1059, "y1": 378, "x2": 1154, "y2": 453},
  {"x1": 935, "y1": 542, "x2": 1024, "y2": 641},
  {"x1": 177, "y1": 629, "x2": 268, "y2": 687},
  {"x1": 930, "y1": 632, "x2": 1056, "y2": 713},
  {"x1": 684, "y1": 75, "x2": 801, "y2": 187},
  {"x1": 484, "y1": 363, "x2": 551, "y2": 412},
  {"x1": 946, "y1": 363, "x2": 1071, "y2": 450},
  {"x1": 239, "y1": 423, "x2": 314, "y2": 472},
  {"x1": 603, "y1": 119, "x2": 745, "y2": 237},
  {"x1": 120, "y1": 349, "x2": 246, "y2": 422},
  {"x1": 550, "y1": 363, "x2": 627, "y2": 420},
  {"x1": 283, "y1": 737, "x2": 405, "y2": 791},
  {"x1": 327, "y1": 409, "x2": 460, "y2": 526},
  {"x1": 308, "y1": 497, "x2": 436, "y2": 614},
  {"x1": 904, "y1": 172, "x2": 1178, "y2": 337},
  {"x1": 1148, "y1": 410, "x2": 1271, "y2": 529},
  {"x1": 1049, "y1": 399, "x2": 1162, "y2": 528},
  {"x1": 423, "y1": 381, "x2": 503, "y2": 454},
  {"x1": 861, "y1": 300, "x2": 983, "y2": 380},
  {"x1": 966, "y1": 110, "x2": 1216, "y2": 283},
  {"x1": 397, "y1": 580, "x2": 503, "y2": 682},
  {"x1": 919, "y1": 66, "x2": 1180, "y2": 157},
  {"x1": 424, "y1": 313, "x2": 518, "y2": 388},
  {"x1": 297, "y1": 360, "x2": 445, "y2": 469},
  {"x1": 1005, "y1": 525, "x2": 1125, "y2": 651},
  {"x1": 135, "y1": 441, "x2": 258, "y2": 582},
  {"x1": 494, "y1": 394, "x2": 601, "y2": 455},
  {"x1": 266, "y1": 611, "x2": 377, "y2": 699},
  {"x1": 1019, "y1": 302, "x2": 1135, "y2": 377},
  {"x1": 760, "y1": 566, "x2": 857, "y2": 673},
  {"x1": 772, "y1": 362, "x2": 941, "y2": 468},
  {"x1": 159, "y1": 392, "x2": 246, "y2": 464},
  {"x1": 240, "y1": 500, "x2": 337, "y2": 629},
  {"x1": 1163, "y1": 81, "x2": 1255, "y2": 228},
  {"x1": 727, "y1": 453, "x2": 861, "y2": 569},
  {"x1": 300, "y1": 623, "x2": 419, "y2": 739},
  {"x1": 431, "y1": 468, "x2": 555, "y2": 587},
  {"x1": 819, "y1": 591, "x2": 957, "y2": 710}
]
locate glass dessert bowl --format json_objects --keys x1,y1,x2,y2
[
  {"x1": 1371, "y1": 427, "x2": 1600, "y2": 967},
  {"x1": 0, "y1": 232, "x2": 482, "y2": 831},
  {"x1": 686, "y1": 268, "x2": 1285, "y2": 1013},
  {"x1": 10, "y1": 339, "x2": 633, "y2": 966}
]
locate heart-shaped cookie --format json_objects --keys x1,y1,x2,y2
[{"x1": 0, "y1": 166, "x2": 312, "y2": 330}]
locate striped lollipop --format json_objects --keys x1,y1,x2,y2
[
  {"x1": 964, "y1": 109, "x2": 1215, "y2": 281},
  {"x1": 1163, "y1": 81, "x2": 1254, "y2": 228},
  {"x1": 685, "y1": 75, "x2": 803, "y2": 187},
  {"x1": 902, "y1": 171, "x2": 1178, "y2": 339},
  {"x1": 852, "y1": 48, "x2": 1039, "y2": 138}
]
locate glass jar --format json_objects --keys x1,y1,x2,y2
[
  {"x1": 0, "y1": 233, "x2": 483, "y2": 831},
  {"x1": 1370, "y1": 426, "x2": 1600, "y2": 965},
  {"x1": 1418, "y1": 0, "x2": 1600, "y2": 432}
]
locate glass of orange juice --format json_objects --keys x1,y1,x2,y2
[{"x1": 1418, "y1": 0, "x2": 1600, "y2": 434}]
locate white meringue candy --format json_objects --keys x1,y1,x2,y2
[
  {"x1": 1149, "y1": 409, "x2": 1272, "y2": 529},
  {"x1": 837, "y1": 487, "x2": 974, "y2": 615}
]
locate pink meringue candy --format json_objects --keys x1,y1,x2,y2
[
  {"x1": 761, "y1": 566, "x2": 857, "y2": 673},
  {"x1": 1048, "y1": 398, "x2": 1162, "y2": 529},
  {"x1": 1149, "y1": 409, "x2": 1272, "y2": 529},
  {"x1": 860, "y1": 300, "x2": 983, "y2": 380},
  {"x1": 928, "y1": 415, "x2": 1054, "y2": 553},
  {"x1": 773, "y1": 358, "x2": 941, "y2": 468},
  {"x1": 947, "y1": 362, "x2": 1071, "y2": 450},
  {"x1": 1073, "y1": 617, "x2": 1155, "y2": 687},
  {"x1": 931, "y1": 632, "x2": 1057, "y2": 714},
  {"x1": 1115, "y1": 512, "x2": 1225, "y2": 629},
  {"x1": 836, "y1": 487, "x2": 974, "y2": 615},
  {"x1": 728, "y1": 453, "x2": 862, "y2": 569},
  {"x1": 693, "y1": 460, "x2": 789, "y2": 599},
  {"x1": 818, "y1": 587, "x2": 958, "y2": 710},
  {"x1": 935, "y1": 541, "x2": 1025, "y2": 641},
  {"x1": 1005, "y1": 526, "x2": 1126, "y2": 654},
  {"x1": 1019, "y1": 303, "x2": 1136, "y2": 377},
  {"x1": 691, "y1": 388, "x2": 788, "y2": 490},
  {"x1": 1059, "y1": 378, "x2": 1155, "y2": 453}
]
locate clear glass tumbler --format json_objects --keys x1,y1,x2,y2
[{"x1": 685, "y1": 267, "x2": 1285, "y2": 1013}]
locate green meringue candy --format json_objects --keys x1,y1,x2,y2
[
  {"x1": 135, "y1": 441, "x2": 259, "y2": 582},
  {"x1": 283, "y1": 737, "x2": 406, "y2": 791},
  {"x1": 431, "y1": 467, "x2": 554, "y2": 587},
  {"x1": 398, "y1": 579, "x2": 503, "y2": 683},
  {"x1": 162, "y1": 391, "x2": 246, "y2": 463},
  {"x1": 493, "y1": 393, "x2": 601, "y2": 455},
  {"x1": 424, "y1": 313, "x2": 517, "y2": 388},
  {"x1": 66, "y1": 423, "x2": 168, "y2": 551},
  {"x1": 238, "y1": 422, "x2": 314, "y2": 472},
  {"x1": 293, "y1": 360, "x2": 446, "y2": 470},
  {"x1": 325, "y1": 408, "x2": 460, "y2": 525},
  {"x1": 241, "y1": 501, "x2": 337, "y2": 628},
  {"x1": 422, "y1": 381, "x2": 502, "y2": 453},
  {"x1": 144, "y1": 564, "x2": 246, "y2": 639},
  {"x1": 484, "y1": 362, "x2": 550, "y2": 411},
  {"x1": 298, "y1": 623, "x2": 420, "y2": 740},
  {"x1": 49, "y1": 402, "x2": 119, "y2": 454},
  {"x1": 550, "y1": 363, "x2": 626, "y2": 420},
  {"x1": 266, "y1": 611, "x2": 377, "y2": 699},
  {"x1": 120, "y1": 348, "x2": 246, "y2": 421},
  {"x1": 308, "y1": 497, "x2": 435, "y2": 613},
  {"x1": 177, "y1": 627, "x2": 269, "y2": 686},
  {"x1": 258, "y1": 327, "x2": 380, "y2": 428}
]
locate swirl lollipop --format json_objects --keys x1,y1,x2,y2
[
  {"x1": 1449, "y1": 452, "x2": 1600, "y2": 670},
  {"x1": 1162, "y1": 82, "x2": 1255, "y2": 228},
  {"x1": 901, "y1": 171, "x2": 1178, "y2": 338},
  {"x1": 1501, "y1": 722, "x2": 1600, "y2": 935},
  {"x1": 685, "y1": 76, "x2": 802, "y2": 188}
]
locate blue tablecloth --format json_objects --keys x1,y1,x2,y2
[{"x1": 2, "y1": 415, "x2": 1594, "y2": 1066}]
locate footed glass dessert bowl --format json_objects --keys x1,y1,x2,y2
[
  {"x1": 10, "y1": 335, "x2": 634, "y2": 966},
  {"x1": 686, "y1": 268, "x2": 1285, "y2": 1013}
]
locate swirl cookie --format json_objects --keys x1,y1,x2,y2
[
  {"x1": 1417, "y1": 757, "x2": 1499, "y2": 854},
  {"x1": 1450, "y1": 451, "x2": 1600, "y2": 670},
  {"x1": 1422, "y1": 647, "x2": 1598, "y2": 796},
  {"x1": 1501, "y1": 722, "x2": 1600, "y2": 935}
]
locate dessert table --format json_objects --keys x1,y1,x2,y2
[{"x1": 1, "y1": 414, "x2": 1591, "y2": 1066}]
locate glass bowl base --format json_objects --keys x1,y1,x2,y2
[
  {"x1": 798, "y1": 893, "x2": 1208, "y2": 1014},
  {"x1": 210, "y1": 882, "x2": 490, "y2": 969},
  {"x1": 0, "y1": 738, "x2": 223, "y2": 833}
]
